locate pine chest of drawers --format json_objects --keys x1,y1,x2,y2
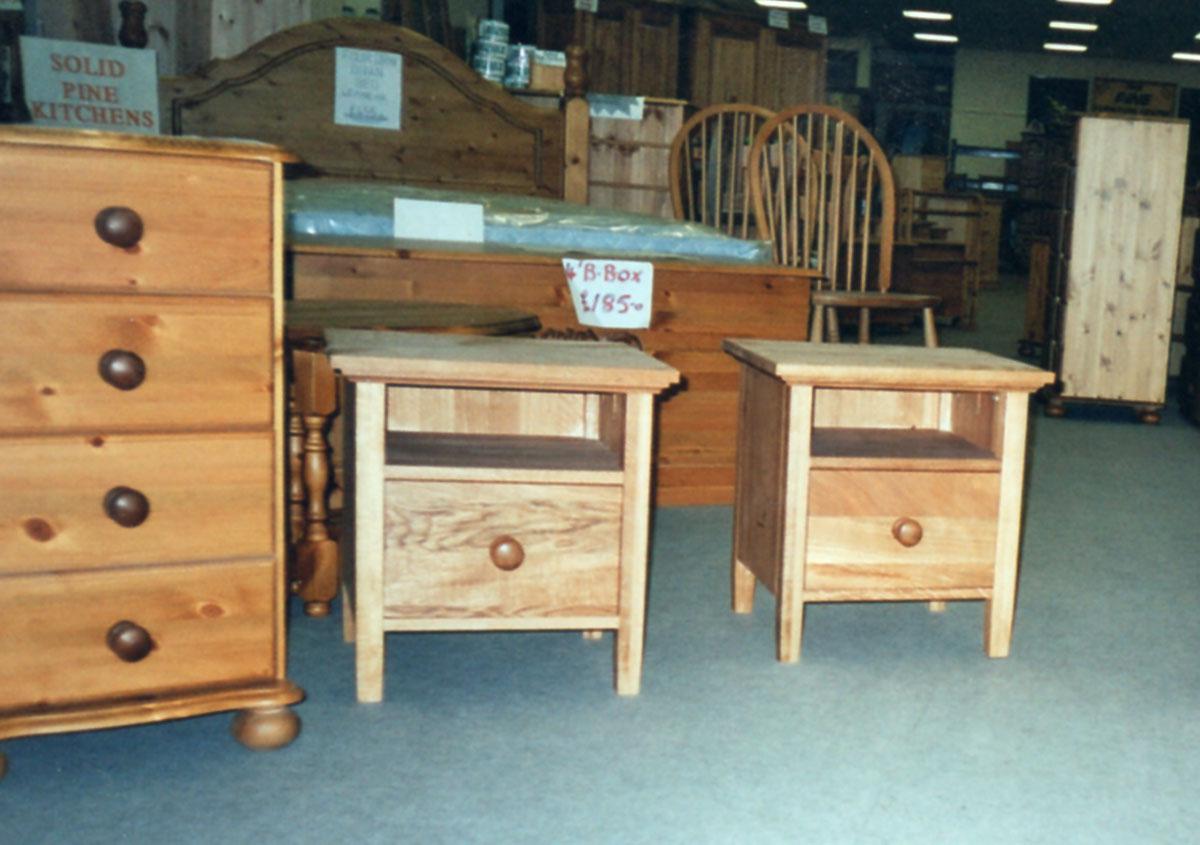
[{"x1": 0, "y1": 127, "x2": 302, "y2": 779}]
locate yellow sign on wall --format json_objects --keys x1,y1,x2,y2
[{"x1": 1092, "y1": 78, "x2": 1177, "y2": 117}]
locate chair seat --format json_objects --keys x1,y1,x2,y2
[{"x1": 811, "y1": 290, "x2": 940, "y2": 310}]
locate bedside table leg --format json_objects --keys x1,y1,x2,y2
[
  {"x1": 615, "y1": 393, "x2": 654, "y2": 696},
  {"x1": 732, "y1": 558, "x2": 756, "y2": 613},
  {"x1": 353, "y1": 382, "x2": 386, "y2": 703},
  {"x1": 986, "y1": 392, "x2": 1030, "y2": 658}
]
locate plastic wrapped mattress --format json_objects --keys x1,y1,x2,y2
[{"x1": 286, "y1": 178, "x2": 773, "y2": 265}]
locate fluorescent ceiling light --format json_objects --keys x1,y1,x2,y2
[
  {"x1": 1055, "y1": 0, "x2": 1111, "y2": 6},
  {"x1": 755, "y1": 0, "x2": 808, "y2": 9},
  {"x1": 1050, "y1": 21, "x2": 1098, "y2": 32},
  {"x1": 903, "y1": 10, "x2": 953, "y2": 21},
  {"x1": 914, "y1": 32, "x2": 958, "y2": 43},
  {"x1": 1173, "y1": 52, "x2": 1200, "y2": 62},
  {"x1": 1044, "y1": 42, "x2": 1088, "y2": 52}
]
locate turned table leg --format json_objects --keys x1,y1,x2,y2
[
  {"x1": 296, "y1": 412, "x2": 339, "y2": 617},
  {"x1": 290, "y1": 347, "x2": 340, "y2": 618}
]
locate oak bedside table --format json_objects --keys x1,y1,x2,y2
[
  {"x1": 327, "y1": 330, "x2": 679, "y2": 701},
  {"x1": 722, "y1": 340, "x2": 1053, "y2": 661}
]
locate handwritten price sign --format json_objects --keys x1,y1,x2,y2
[{"x1": 563, "y1": 258, "x2": 654, "y2": 330}]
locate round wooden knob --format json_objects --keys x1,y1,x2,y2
[
  {"x1": 104, "y1": 486, "x2": 150, "y2": 527},
  {"x1": 106, "y1": 620, "x2": 153, "y2": 662},
  {"x1": 98, "y1": 349, "x2": 146, "y2": 390},
  {"x1": 892, "y1": 517, "x2": 923, "y2": 547},
  {"x1": 489, "y1": 535, "x2": 525, "y2": 571},
  {"x1": 94, "y1": 206, "x2": 144, "y2": 248}
]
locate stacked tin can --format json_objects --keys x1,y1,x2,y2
[
  {"x1": 472, "y1": 18, "x2": 509, "y2": 84},
  {"x1": 503, "y1": 43, "x2": 535, "y2": 90}
]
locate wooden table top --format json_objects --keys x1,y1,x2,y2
[
  {"x1": 722, "y1": 339, "x2": 1055, "y2": 392},
  {"x1": 285, "y1": 300, "x2": 541, "y2": 345},
  {"x1": 327, "y1": 330, "x2": 680, "y2": 392}
]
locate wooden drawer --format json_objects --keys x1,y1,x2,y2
[
  {"x1": 383, "y1": 480, "x2": 623, "y2": 619},
  {"x1": 0, "y1": 432, "x2": 273, "y2": 574},
  {"x1": 0, "y1": 145, "x2": 272, "y2": 295},
  {"x1": 0, "y1": 293, "x2": 272, "y2": 434},
  {"x1": 805, "y1": 469, "x2": 1000, "y2": 592},
  {"x1": 0, "y1": 559, "x2": 277, "y2": 711}
]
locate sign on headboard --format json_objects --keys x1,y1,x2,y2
[
  {"x1": 19, "y1": 36, "x2": 158, "y2": 133},
  {"x1": 335, "y1": 47, "x2": 402, "y2": 130},
  {"x1": 1091, "y1": 78, "x2": 1177, "y2": 117}
]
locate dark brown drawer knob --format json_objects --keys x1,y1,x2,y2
[
  {"x1": 98, "y1": 349, "x2": 146, "y2": 390},
  {"x1": 489, "y1": 535, "x2": 525, "y2": 571},
  {"x1": 892, "y1": 517, "x2": 923, "y2": 547},
  {"x1": 94, "y1": 206, "x2": 144, "y2": 249},
  {"x1": 106, "y1": 620, "x2": 153, "y2": 662},
  {"x1": 104, "y1": 486, "x2": 150, "y2": 528}
]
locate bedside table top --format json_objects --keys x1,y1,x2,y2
[
  {"x1": 723, "y1": 339, "x2": 1055, "y2": 392},
  {"x1": 328, "y1": 329, "x2": 680, "y2": 392}
]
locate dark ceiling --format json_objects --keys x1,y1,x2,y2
[{"x1": 716, "y1": 1, "x2": 1200, "y2": 65}]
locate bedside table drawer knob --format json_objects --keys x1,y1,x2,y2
[
  {"x1": 892, "y1": 517, "x2": 923, "y2": 547},
  {"x1": 489, "y1": 535, "x2": 525, "y2": 571},
  {"x1": 106, "y1": 620, "x2": 154, "y2": 662},
  {"x1": 98, "y1": 349, "x2": 146, "y2": 390},
  {"x1": 94, "y1": 206, "x2": 144, "y2": 249},
  {"x1": 104, "y1": 486, "x2": 150, "y2": 528}
]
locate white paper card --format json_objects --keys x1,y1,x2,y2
[
  {"x1": 768, "y1": 10, "x2": 789, "y2": 30},
  {"x1": 808, "y1": 15, "x2": 829, "y2": 35},
  {"x1": 335, "y1": 47, "x2": 401, "y2": 129},
  {"x1": 393, "y1": 198, "x2": 484, "y2": 243},
  {"x1": 563, "y1": 258, "x2": 654, "y2": 330},
  {"x1": 20, "y1": 36, "x2": 159, "y2": 133}
]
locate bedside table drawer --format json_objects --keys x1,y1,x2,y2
[
  {"x1": 0, "y1": 559, "x2": 277, "y2": 711},
  {"x1": 0, "y1": 145, "x2": 272, "y2": 295},
  {"x1": 0, "y1": 432, "x2": 273, "y2": 575},
  {"x1": 383, "y1": 480, "x2": 623, "y2": 619},
  {"x1": 805, "y1": 469, "x2": 1000, "y2": 592},
  {"x1": 0, "y1": 294, "x2": 272, "y2": 433}
]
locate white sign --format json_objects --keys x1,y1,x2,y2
[
  {"x1": 393, "y1": 198, "x2": 484, "y2": 243},
  {"x1": 20, "y1": 36, "x2": 158, "y2": 133},
  {"x1": 563, "y1": 258, "x2": 654, "y2": 330},
  {"x1": 575, "y1": 0, "x2": 599, "y2": 12},
  {"x1": 768, "y1": 11, "x2": 789, "y2": 30},
  {"x1": 808, "y1": 15, "x2": 829, "y2": 35},
  {"x1": 335, "y1": 47, "x2": 402, "y2": 129}
]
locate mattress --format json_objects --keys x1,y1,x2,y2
[{"x1": 286, "y1": 178, "x2": 773, "y2": 265}]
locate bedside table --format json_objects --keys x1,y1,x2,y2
[
  {"x1": 722, "y1": 340, "x2": 1053, "y2": 661},
  {"x1": 327, "y1": 330, "x2": 679, "y2": 700}
]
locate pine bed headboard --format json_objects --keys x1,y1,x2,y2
[{"x1": 161, "y1": 18, "x2": 589, "y2": 201}]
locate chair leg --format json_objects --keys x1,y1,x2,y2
[
  {"x1": 810, "y1": 304, "x2": 825, "y2": 343},
  {"x1": 922, "y1": 307, "x2": 939, "y2": 348},
  {"x1": 857, "y1": 308, "x2": 870, "y2": 344},
  {"x1": 827, "y1": 307, "x2": 841, "y2": 343}
]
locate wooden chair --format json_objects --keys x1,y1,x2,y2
[
  {"x1": 669, "y1": 103, "x2": 775, "y2": 238},
  {"x1": 748, "y1": 105, "x2": 939, "y2": 346}
]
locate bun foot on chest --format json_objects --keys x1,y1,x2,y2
[{"x1": 230, "y1": 706, "x2": 301, "y2": 751}]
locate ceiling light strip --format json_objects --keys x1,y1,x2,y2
[
  {"x1": 902, "y1": 10, "x2": 953, "y2": 22},
  {"x1": 914, "y1": 32, "x2": 959, "y2": 43},
  {"x1": 1044, "y1": 42, "x2": 1088, "y2": 52}
]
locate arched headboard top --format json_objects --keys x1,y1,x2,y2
[{"x1": 161, "y1": 18, "x2": 573, "y2": 198}]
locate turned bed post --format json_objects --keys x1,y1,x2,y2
[{"x1": 562, "y1": 44, "x2": 589, "y2": 205}]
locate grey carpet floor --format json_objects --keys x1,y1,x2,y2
[{"x1": 3, "y1": 277, "x2": 1198, "y2": 843}]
